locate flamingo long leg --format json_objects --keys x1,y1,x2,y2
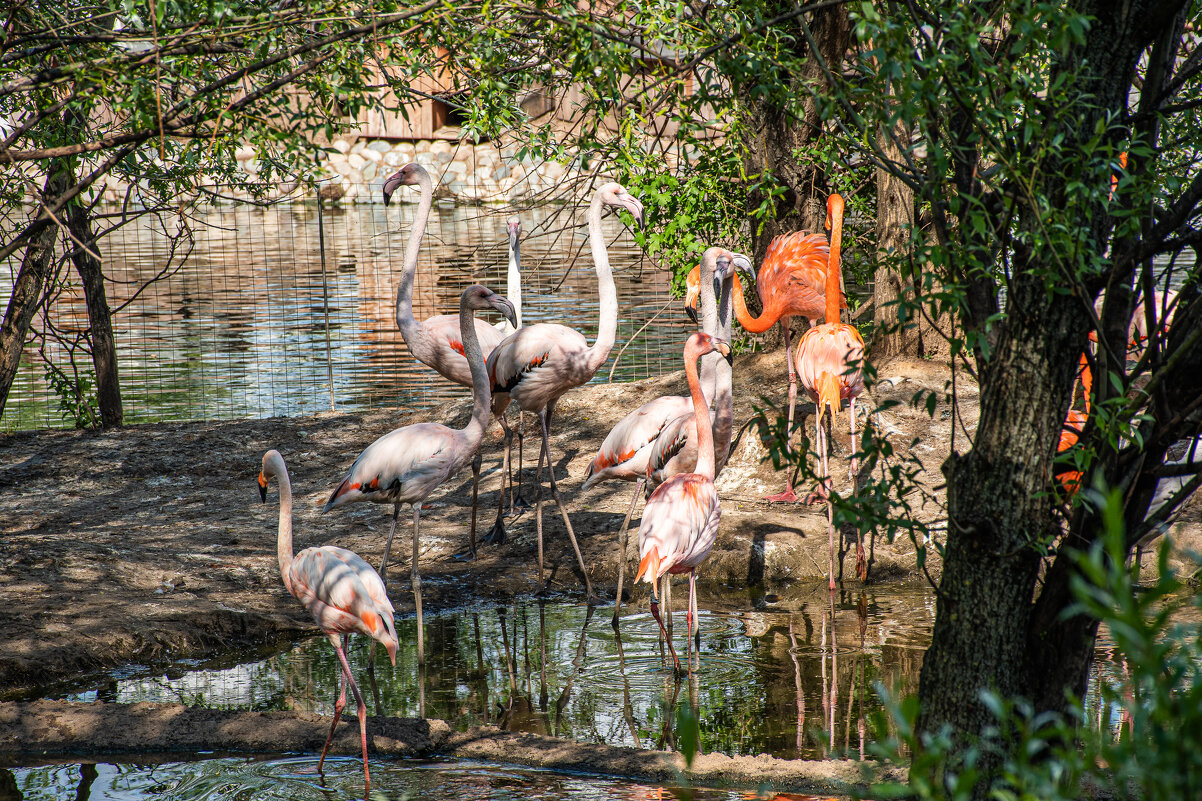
[
  {"x1": 537, "y1": 409, "x2": 595, "y2": 601},
  {"x1": 765, "y1": 324, "x2": 800, "y2": 503},
  {"x1": 686, "y1": 569, "x2": 695, "y2": 670},
  {"x1": 330, "y1": 635, "x2": 373, "y2": 791},
  {"x1": 454, "y1": 452, "x2": 481, "y2": 562},
  {"x1": 849, "y1": 396, "x2": 859, "y2": 479},
  {"x1": 319, "y1": 634, "x2": 349, "y2": 772},
  {"x1": 663, "y1": 569, "x2": 673, "y2": 637},
  {"x1": 484, "y1": 415, "x2": 513, "y2": 547},
  {"x1": 611, "y1": 479, "x2": 643, "y2": 629},
  {"x1": 690, "y1": 568, "x2": 700, "y2": 650},
  {"x1": 513, "y1": 411, "x2": 529, "y2": 509},
  {"x1": 412, "y1": 506, "x2": 425, "y2": 665},
  {"x1": 532, "y1": 416, "x2": 549, "y2": 590},
  {"x1": 368, "y1": 502, "x2": 402, "y2": 669},
  {"x1": 649, "y1": 579, "x2": 681, "y2": 673},
  {"x1": 821, "y1": 411, "x2": 836, "y2": 592}
]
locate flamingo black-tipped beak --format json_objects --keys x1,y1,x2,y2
[
  {"x1": 382, "y1": 170, "x2": 405, "y2": 206},
  {"x1": 685, "y1": 304, "x2": 698, "y2": 324},
  {"x1": 732, "y1": 253, "x2": 753, "y2": 279},
  {"x1": 258, "y1": 472, "x2": 268, "y2": 503},
  {"x1": 493, "y1": 296, "x2": 518, "y2": 327},
  {"x1": 717, "y1": 340, "x2": 733, "y2": 365}
]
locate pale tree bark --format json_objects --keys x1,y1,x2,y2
[
  {"x1": 872, "y1": 111, "x2": 922, "y2": 359},
  {"x1": 65, "y1": 194, "x2": 122, "y2": 427}
]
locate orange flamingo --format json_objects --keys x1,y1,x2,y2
[
  {"x1": 792, "y1": 194, "x2": 866, "y2": 586},
  {"x1": 726, "y1": 232, "x2": 841, "y2": 502},
  {"x1": 258, "y1": 450, "x2": 399, "y2": 793},
  {"x1": 634, "y1": 331, "x2": 732, "y2": 673}
]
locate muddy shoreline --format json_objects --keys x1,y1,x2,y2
[{"x1": 0, "y1": 700, "x2": 893, "y2": 795}]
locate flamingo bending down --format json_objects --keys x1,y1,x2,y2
[
  {"x1": 383, "y1": 164, "x2": 513, "y2": 559},
  {"x1": 727, "y1": 232, "x2": 840, "y2": 503},
  {"x1": 792, "y1": 194, "x2": 866, "y2": 587},
  {"x1": 323, "y1": 285, "x2": 516, "y2": 664},
  {"x1": 634, "y1": 331, "x2": 732, "y2": 674},
  {"x1": 486, "y1": 182, "x2": 645, "y2": 599},
  {"x1": 586, "y1": 247, "x2": 735, "y2": 626},
  {"x1": 257, "y1": 450, "x2": 398, "y2": 793}
]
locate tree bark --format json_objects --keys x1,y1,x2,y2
[
  {"x1": 0, "y1": 172, "x2": 68, "y2": 419},
  {"x1": 65, "y1": 195, "x2": 123, "y2": 427},
  {"x1": 871, "y1": 112, "x2": 921, "y2": 360}
]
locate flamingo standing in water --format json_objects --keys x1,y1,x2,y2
[
  {"x1": 725, "y1": 232, "x2": 841, "y2": 502},
  {"x1": 257, "y1": 449, "x2": 398, "y2": 793},
  {"x1": 793, "y1": 194, "x2": 866, "y2": 586},
  {"x1": 382, "y1": 164, "x2": 513, "y2": 559},
  {"x1": 486, "y1": 182, "x2": 645, "y2": 599},
  {"x1": 586, "y1": 247, "x2": 735, "y2": 626},
  {"x1": 323, "y1": 285, "x2": 516, "y2": 663},
  {"x1": 634, "y1": 331, "x2": 732, "y2": 673}
]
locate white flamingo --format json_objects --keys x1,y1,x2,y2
[
  {"x1": 323, "y1": 285, "x2": 516, "y2": 664},
  {"x1": 485, "y1": 181, "x2": 645, "y2": 600}
]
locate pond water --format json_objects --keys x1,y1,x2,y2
[{"x1": 1, "y1": 198, "x2": 692, "y2": 431}]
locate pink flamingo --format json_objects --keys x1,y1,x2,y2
[
  {"x1": 633, "y1": 331, "x2": 731, "y2": 673},
  {"x1": 586, "y1": 247, "x2": 735, "y2": 626},
  {"x1": 382, "y1": 164, "x2": 514, "y2": 559},
  {"x1": 486, "y1": 181, "x2": 645, "y2": 599},
  {"x1": 726, "y1": 232, "x2": 842, "y2": 503},
  {"x1": 793, "y1": 194, "x2": 866, "y2": 586},
  {"x1": 323, "y1": 285, "x2": 516, "y2": 663},
  {"x1": 257, "y1": 449, "x2": 399, "y2": 793}
]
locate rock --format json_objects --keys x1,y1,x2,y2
[
  {"x1": 366, "y1": 140, "x2": 392, "y2": 153},
  {"x1": 234, "y1": 145, "x2": 255, "y2": 161},
  {"x1": 361, "y1": 162, "x2": 378, "y2": 181},
  {"x1": 331, "y1": 139, "x2": 352, "y2": 154},
  {"x1": 320, "y1": 182, "x2": 345, "y2": 200},
  {"x1": 347, "y1": 153, "x2": 366, "y2": 170},
  {"x1": 493, "y1": 166, "x2": 510, "y2": 181},
  {"x1": 415, "y1": 141, "x2": 431, "y2": 154},
  {"x1": 349, "y1": 141, "x2": 366, "y2": 156},
  {"x1": 243, "y1": 158, "x2": 259, "y2": 174},
  {"x1": 430, "y1": 140, "x2": 452, "y2": 155},
  {"x1": 435, "y1": 151, "x2": 453, "y2": 164},
  {"x1": 361, "y1": 148, "x2": 382, "y2": 163},
  {"x1": 383, "y1": 151, "x2": 404, "y2": 167}
]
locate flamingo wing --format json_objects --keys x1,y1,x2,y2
[
  {"x1": 636, "y1": 473, "x2": 721, "y2": 583},
  {"x1": 487, "y1": 323, "x2": 590, "y2": 402},
  {"x1": 585, "y1": 395, "x2": 693, "y2": 487},
  {"x1": 419, "y1": 314, "x2": 508, "y2": 387},
  {"x1": 324, "y1": 423, "x2": 462, "y2": 510},
  {"x1": 759, "y1": 232, "x2": 845, "y2": 321},
  {"x1": 794, "y1": 322, "x2": 866, "y2": 406},
  {"x1": 289, "y1": 546, "x2": 397, "y2": 640}
]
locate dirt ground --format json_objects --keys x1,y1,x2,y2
[{"x1": 0, "y1": 351, "x2": 1197, "y2": 706}]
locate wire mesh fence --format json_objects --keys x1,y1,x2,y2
[{"x1": 1, "y1": 185, "x2": 693, "y2": 432}]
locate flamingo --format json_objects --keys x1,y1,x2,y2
[
  {"x1": 323, "y1": 285, "x2": 516, "y2": 664},
  {"x1": 257, "y1": 449, "x2": 398, "y2": 793},
  {"x1": 634, "y1": 331, "x2": 732, "y2": 674},
  {"x1": 792, "y1": 194, "x2": 866, "y2": 587},
  {"x1": 725, "y1": 231, "x2": 841, "y2": 503},
  {"x1": 382, "y1": 164, "x2": 513, "y2": 557},
  {"x1": 586, "y1": 247, "x2": 735, "y2": 626},
  {"x1": 485, "y1": 181, "x2": 645, "y2": 599}
]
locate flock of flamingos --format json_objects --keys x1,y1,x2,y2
[{"x1": 252, "y1": 162, "x2": 875, "y2": 789}]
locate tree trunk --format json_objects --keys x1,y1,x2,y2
[
  {"x1": 0, "y1": 172, "x2": 68, "y2": 418},
  {"x1": 66, "y1": 195, "x2": 123, "y2": 427},
  {"x1": 871, "y1": 113, "x2": 921, "y2": 360}
]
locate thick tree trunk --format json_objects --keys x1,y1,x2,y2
[
  {"x1": 0, "y1": 172, "x2": 68, "y2": 418},
  {"x1": 871, "y1": 113, "x2": 921, "y2": 359},
  {"x1": 66, "y1": 196, "x2": 123, "y2": 427}
]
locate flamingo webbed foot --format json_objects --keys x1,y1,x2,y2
[
  {"x1": 509, "y1": 493, "x2": 532, "y2": 513},
  {"x1": 482, "y1": 520, "x2": 507, "y2": 546},
  {"x1": 763, "y1": 488, "x2": 799, "y2": 504}
]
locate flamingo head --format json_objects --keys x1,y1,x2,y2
[
  {"x1": 687, "y1": 331, "x2": 733, "y2": 365},
  {"x1": 382, "y1": 162, "x2": 429, "y2": 206},
  {"x1": 683, "y1": 264, "x2": 700, "y2": 323},
  {"x1": 506, "y1": 217, "x2": 521, "y2": 243},
  {"x1": 599, "y1": 182, "x2": 645, "y2": 230},
  {"x1": 462, "y1": 284, "x2": 517, "y2": 328},
  {"x1": 825, "y1": 193, "x2": 845, "y2": 231},
  {"x1": 731, "y1": 252, "x2": 754, "y2": 279},
  {"x1": 258, "y1": 450, "x2": 284, "y2": 502}
]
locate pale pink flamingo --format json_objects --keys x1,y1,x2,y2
[
  {"x1": 633, "y1": 331, "x2": 732, "y2": 673},
  {"x1": 382, "y1": 164, "x2": 514, "y2": 559},
  {"x1": 486, "y1": 181, "x2": 645, "y2": 599},
  {"x1": 792, "y1": 194, "x2": 866, "y2": 586},
  {"x1": 257, "y1": 449, "x2": 398, "y2": 793},
  {"x1": 727, "y1": 232, "x2": 841, "y2": 503},
  {"x1": 586, "y1": 247, "x2": 736, "y2": 627},
  {"x1": 323, "y1": 285, "x2": 516, "y2": 663}
]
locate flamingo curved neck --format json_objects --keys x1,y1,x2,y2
[
  {"x1": 698, "y1": 251, "x2": 720, "y2": 407},
  {"x1": 825, "y1": 198, "x2": 844, "y2": 324},
  {"x1": 272, "y1": 461, "x2": 296, "y2": 595},
  {"x1": 395, "y1": 170, "x2": 434, "y2": 345},
  {"x1": 508, "y1": 239, "x2": 523, "y2": 330},
  {"x1": 585, "y1": 190, "x2": 619, "y2": 374},
  {"x1": 713, "y1": 272, "x2": 735, "y2": 473},
  {"x1": 685, "y1": 344, "x2": 716, "y2": 478},
  {"x1": 459, "y1": 303, "x2": 491, "y2": 439},
  {"x1": 731, "y1": 274, "x2": 781, "y2": 334}
]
